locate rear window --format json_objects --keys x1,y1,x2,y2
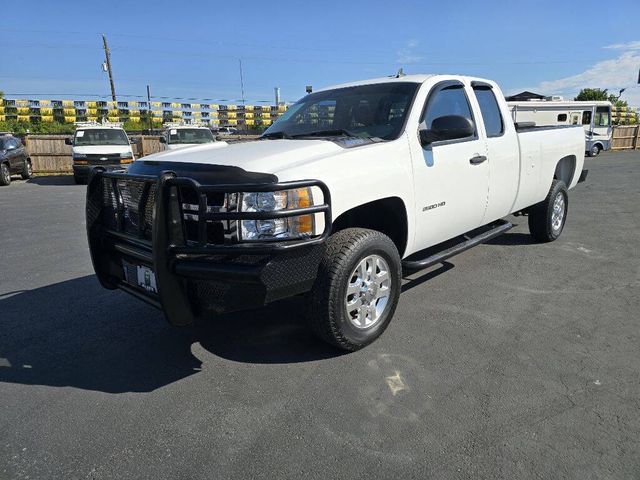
[{"x1": 473, "y1": 87, "x2": 504, "y2": 137}]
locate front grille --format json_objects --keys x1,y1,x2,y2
[
  {"x1": 86, "y1": 153, "x2": 121, "y2": 164},
  {"x1": 101, "y1": 177, "x2": 156, "y2": 240},
  {"x1": 178, "y1": 186, "x2": 230, "y2": 245},
  {"x1": 99, "y1": 177, "x2": 232, "y2": 245}
]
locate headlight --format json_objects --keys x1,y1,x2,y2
[
  {"x1": 239, "y1": 187, "x2": 315, "y2": 241},
  {"x1": 120, "y1": 152, "x2": 133, "y2": 159}
]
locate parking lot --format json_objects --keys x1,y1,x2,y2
[{"x1": 1, "y1": 151, "x2": 639, "y2": 479}]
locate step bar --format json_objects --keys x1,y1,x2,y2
[{"x1": 402, "y1": 220, "x2": 513, "y2": 270}]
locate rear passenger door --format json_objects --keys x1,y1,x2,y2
[{"x1": 470, "y1": 82, "x2": 520, "y2": 221}]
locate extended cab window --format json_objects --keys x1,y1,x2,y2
[
  {"x1": 472, "y1": 86, "x2": 504, "y2": 137},
  {"x1": 422, "y1": 84, "x2": 476, "y2": 137}
]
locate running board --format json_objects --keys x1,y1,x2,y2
[{"x1": 402, "y1": 220, "x2": 513, "y2": 271}]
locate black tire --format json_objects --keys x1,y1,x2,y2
[
  {"x1": 589, "y1": 144, "x2": 601, "y2": 157},
  {"x1": 0, "y1": 163, "x2": 10, "y2": 186},
  {"x1": 307, "y1": 228, "x2": 402, "y2": 351},
  {"x1": 73, "y1": 174, "x2": 86, "y2": 185},
  {"x1": 20, "y1": 159, "x2": 33, "y2": 180},
  {"x1": 528, "y1": 179, "x2": 568, "y2": 242}
]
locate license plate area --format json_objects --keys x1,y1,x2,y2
[{"x1": 122, "y1": 260, "x2": 158, "y2": 294}]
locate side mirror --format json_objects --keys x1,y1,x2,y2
[
  {"x1": 64, "y1": 137, "x2": 73, "y2": 145},
  {"x1": 419, "y1": 115, "x2": 475, "y2": 146},
  {"x1": 158, "y1": 136, "x2": 166, "y2": 143}
]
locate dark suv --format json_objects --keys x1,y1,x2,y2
[{"x1": 0, "y1": 135, "x2": 32, "y2": 186}]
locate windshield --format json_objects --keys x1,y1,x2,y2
[
  {"x1": 594, "y1": 106, "x2": 611, "y2": 127},
  {"x1": 263, "y1": 82, "x2": 419, "y2": 141},
  {"x1": 74, "y1": 129, "x2": 129, "y2": 146},
  {"x1": 167, "y1": 128, "x2": 214, "y2": 144}
]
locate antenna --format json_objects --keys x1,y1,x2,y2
[{"x1": 396, "y1": 68, "x2": 405, "y2": 78}]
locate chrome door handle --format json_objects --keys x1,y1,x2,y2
[{"x1": 469, "y1": 155, "x2": 487, "y2": 165}]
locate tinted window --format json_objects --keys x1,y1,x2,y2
[
  {"x1": 582, "y1": 111, "x2": 592, "y2": 125},
  {"x1": 423, "y1": 84, "x2": 475, "y2": 134},
  {"x1": 265, "y1": 82, "x2": 419, "y2": 141},
  {"x1": 557, "y1": 114, "x2": 568, "y2": 122},
  {"x1": 473, "y1": 87, "x2": 504, "y2": 137}
]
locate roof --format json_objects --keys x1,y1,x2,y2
[
  {"x1": 505, "y1": 91, "x2": 547, "y2": 101},
  {"x1": 318, "y1": 74, "x2": 435, "y2": 92}
]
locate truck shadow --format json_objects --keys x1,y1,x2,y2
[
  {"x1": 0, "y1": 275, "x2": 341, "y2": 394},
  {"x1": 26, "y1": 175, "x2": 77, "y2": 186},
  {"x1": 485, "y1": 232, "x2": 538, "y2": 246}
]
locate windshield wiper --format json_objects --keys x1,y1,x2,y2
[
  {"x1": 261, "y1": 131, "x2": 293, "y2": 140},
  {"x1": 291, "y1": 129, "x2": 361, "y2": 138}
]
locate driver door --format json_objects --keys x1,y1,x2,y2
[{"x1": 410, "y1": 81, "x2": 490, "y2": 250}]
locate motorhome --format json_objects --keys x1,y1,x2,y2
[{"x1": 508, "y1": 100, "x2": 611, "y2": 156}]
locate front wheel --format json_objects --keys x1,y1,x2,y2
[
  {"x1": 0, "y1": 163, "x2": 10, "y2": 186},
  {"x1": 589, "y1": 144, "x2": 601, "y2": 157},
  {"x1": 528, "y1": 179, "x2": 568, "y2": 242},
  {"x1": 20, "y1": 159, "x2": 33, "y2": 180},
  {"x1": 307, "y1": 228, "x2": 402, "y2": 351}
]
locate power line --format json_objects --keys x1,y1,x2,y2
[{"x1": 1, "y1": 92, "x2": 277, "y2": 103}]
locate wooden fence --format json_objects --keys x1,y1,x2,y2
[
  {"x1": 24, "y1": 134, "x2": 259, "y2": 173},
  {"x1": 611, "y1": 125, "x2": 640, "y2": 151}
]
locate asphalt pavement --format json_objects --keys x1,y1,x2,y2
[{"x1": 1, "y1": 152, "x2": 639, "y2": 479}]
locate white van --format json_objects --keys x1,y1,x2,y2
[
  {"x1": 65, "y1": 123, "x2": 134, "y2": 184},
  {"x1": 159, "y1": 125, "x2": 227, "y2": 150}
]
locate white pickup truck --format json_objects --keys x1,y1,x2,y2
[{"x1": 86, "y1": 74, "x2": 587, "y2": 351}]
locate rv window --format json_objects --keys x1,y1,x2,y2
[
  {"x1": 557, "y1": 114, "x2": 567, "y2": 122},
  {"x1": 582, "y1": 111, "x2": 592, "y2": 125}
]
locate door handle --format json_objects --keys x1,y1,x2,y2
[{"x1": 469, "y1": 155, "x2": 487, "y2": 165}]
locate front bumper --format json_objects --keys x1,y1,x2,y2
[
  {"x1": 73, "y1": 163, "x2": 127, "y2": 179},
  {"x1": 86, "y1": 171, "x2": 331, "y2": 326}
]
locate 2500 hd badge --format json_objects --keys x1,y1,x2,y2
[{"x1": 86, "y1": 73, "x2": 587, "y2": 351}]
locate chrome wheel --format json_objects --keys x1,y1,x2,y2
[
  {"x1": 590, "y1": 145, "x2": 600, "y2": 157},
  {"x1": 551, "y1": 192, "x2": 565, "y2": 232},
  {"x1": 345, "y1": 254, "x2": 392, "y2": 329}
]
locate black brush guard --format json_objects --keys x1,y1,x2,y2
[{"x1": 86, "y1": 170, "x2": 332, "y2": 326}]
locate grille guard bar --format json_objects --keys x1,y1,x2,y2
[{"x1": 86, "y1": 170, "x2": 332, "y2": 326}]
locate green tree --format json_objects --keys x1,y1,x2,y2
[
  {"x1": 575, "y1": 88, "x2": 610, "y2": 101},
  {"x1": 575, "y1": 88, "x2": 627, "y2": 107}
]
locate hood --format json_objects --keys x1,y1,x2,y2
[
  {"x1": 166, "y1": 141, "x2": 228, "y2": 151},
  {"x1": 138, "y1": 139, "x2": 343, "y2": 174},
  {"x1": 73, "y1": 145, "x2": 133, "y2": 155}
]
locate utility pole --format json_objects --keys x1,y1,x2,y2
[
  {"x1": 146, "y1": 85, "x2": 153, "y2": 134},
  {"x1": 102, "y1": 34, "x2": 116, "y2": 102},
  {"x1": 239, "y1": 59, "x2": 245, "y2": 105}
]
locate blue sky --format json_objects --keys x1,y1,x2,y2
[{"x1": 2, "y1": 0, "x2": 640, "y2": 105}]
